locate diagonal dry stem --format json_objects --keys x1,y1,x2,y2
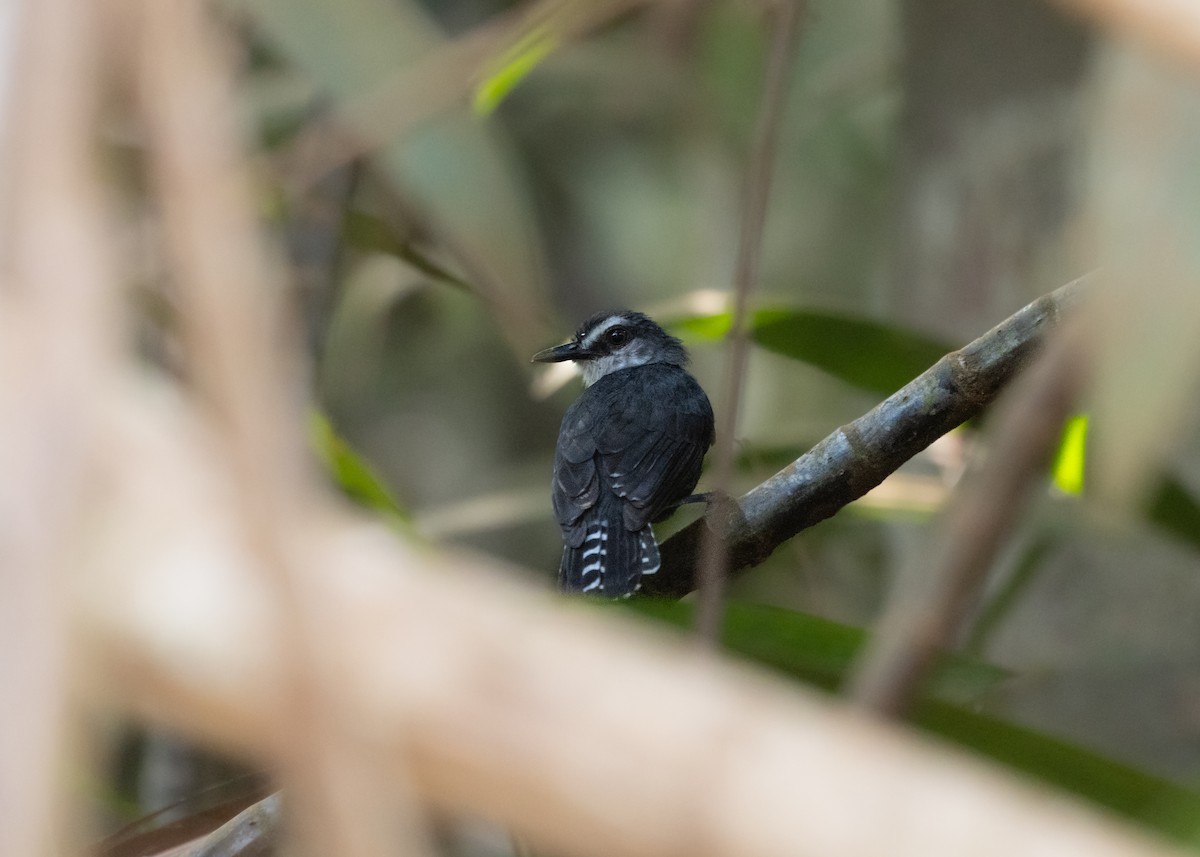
[
  {"x1": 845, "y1": 321, "x2": 1090, "y2": 717},
  {"x1": 694, "y1": 0, "x2": 805, "y2": 644}
]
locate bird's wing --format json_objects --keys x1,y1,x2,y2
[
  {"x1": 593, "y1": 368, "x2": 713, "y2": 531},
  {"x1": 551, "y1": 402, "x2": 601, "y2": 547},
  {"x1": 552, "y1": 367, "x2": 714, "y2": 542},
  {"x1": 600, "y1": 425, "x2": 709, "y2": 531}
]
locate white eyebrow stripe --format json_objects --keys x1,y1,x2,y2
[{"x1": 581, "y1": 315, "x2": 625, "y2": 349}]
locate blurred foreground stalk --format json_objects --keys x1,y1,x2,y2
[{"x1": 80, "y1": 370, "x2": 1181, "y2": 857}]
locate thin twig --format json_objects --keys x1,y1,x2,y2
[
  {"x1": 694, "y1": 0, "x2": 804, "y2": 644},
  {"x1": 647, "y1": 276, "x2": 1090, "y2": 598},
  {"x1": 0, "y1": 1, "x2": 117, "y2": 855},
  {"x1": 844, "y1": 321, "x2": 1089, "y2": 717},
  {"x1": 282, "y1": 140, "x2": 363, "y2": 360}
]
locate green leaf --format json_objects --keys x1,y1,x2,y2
[
  {"x1": 670, "y1": 312, "x2": 734, "y2": 342},
  {"x1": 912, "y1": 699, "x2": 1200, "y2": 839},
  {"x1": 473, "y1": 25, "x2": 560, "y2": 115},
  {"x1": 750, "y1": 308, "x2": 954, "y2": 396},
  {"x1": 620, "y1": 599, "x2": 1006, "y2": 704},
  {"x1": 669, "y1": 308, "x2": 954, "y2": 397},
  {"x1": 1145, "y1": 476, "x2": 1200, "y2": 553},
  {"x1": 1052, "y1": 414, "x2": 1088, "y2": 495},
  {"x1": 609, "y1": 598, "x2": 1200, "y2": 839},
  {"x1": 310, "y1": 412, "x2": 408, "y2": 523}
]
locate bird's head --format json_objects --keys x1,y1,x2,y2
[{"x1": 531, "y1": 310, "x2": 688, "y2": 387}]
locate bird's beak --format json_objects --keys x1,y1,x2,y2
[{"x1": 531, "y1": 341, "x2": 590, "y2": 363}]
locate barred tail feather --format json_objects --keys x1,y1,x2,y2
[
  {"x1": 560, "y1": 514, "x2": 661, "y2": 598},
  {"x1": 639, "y1": 529, "x2": 660, "y2": 577}
]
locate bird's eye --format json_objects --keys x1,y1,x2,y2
[{"x1": 605, "y1": 326, "x2": 630, "y2": 347}]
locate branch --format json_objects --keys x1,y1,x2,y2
[
  {"x1": 846, "y1": 321, "x2": 1089, "y2": 716},
  {"x1": 646, "y1": 276, "x2": 1089, "y2": 598},
  {"x1": 80, "y1": 378, "x2": 1183, "y2": 857}
]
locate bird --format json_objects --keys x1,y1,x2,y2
[{"x1": 532, "y1": 310, "x2": 714, "y2": 597}]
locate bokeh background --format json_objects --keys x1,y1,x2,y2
[{"x1": 70, "y1": 0, "x2": 1200, "y2": 850}]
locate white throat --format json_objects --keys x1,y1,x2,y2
[{"x1": 580, "y1": 345, "x2": 657, "y2": 387}]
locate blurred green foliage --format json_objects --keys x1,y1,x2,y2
[
  {"x1": 672, "y1": 307, "x2": 954, "y2": 396},
  {"x1": 310, "y1": 412, "x2": 410, "y2": 524},
  {"x1": 620, "y1": 598, "x2": 1008, "y2": 702},
  {"x1": 1052, "y1": 414, "x2": 1089, "y2": 496},
  {"x1": 611, "y1": 598, "x2": 1200, "y2": 841}
]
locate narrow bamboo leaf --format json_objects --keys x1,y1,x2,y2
[
  {"x1": 310, "y1": 412, "x2": 408, "y2": 522},
  {"x1": 669, "y1": 308, "x2": 953, "y2": 396},
  {"x1": 473, "y1": 26, "x2": 559, "y2": 115},
  {"x1": 1052, "y1": 414, "x2": 1088, "y2": 495}
]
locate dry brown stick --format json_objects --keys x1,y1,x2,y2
[
  {"x1": 844, "y1": 322, "x2": 1090, "y2": 717},
  {"x1": 0, "y1": 1, "x2": 119, "y2": 855},
  {"x1": 78, "y1": 386, "x2": 1186, "y2": 857},
  {"x1": 648, "y1": 276, "x2": 1089, "y2": 597},
  {"x1": 133, "y1": 4, "x2": 431, "y2": 857},
  {"x1": 694, "y1": 0, "x2": 804, "y2": 644}
]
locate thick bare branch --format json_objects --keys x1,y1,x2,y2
[
  {"x1": 79, "y1": 379, "x2": 1184, "y2": 857},
  {"x1": 134, "y1": 4, "x2": 432, "y2": 857},
  {"x1": 647, "y1": 276, "x2": 1088, "y2": 598}
]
